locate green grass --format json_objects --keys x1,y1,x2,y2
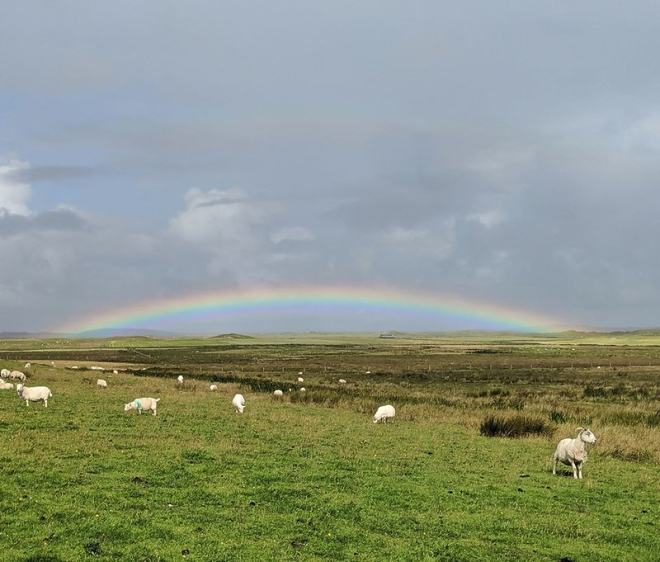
[
  {"x1": 2, "y1": 333, "x2": 660, "y2": 560},
  {"x1": 0, "y1": 367, "x2": 659, "y2": 561}
]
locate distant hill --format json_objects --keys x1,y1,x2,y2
[
  {"x1": 210, "y1": 333, "x2": 255, "y2": 340},
  {"x1": 0, "y1": 331, "x2": 67, "y2": 339}
]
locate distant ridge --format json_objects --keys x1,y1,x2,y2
[
  {"x1": 210, "y1": 332, "x2": 255, "y2": 340},
  {"x1": 0, "y1": 331, "x2": 67, "y2": 339}
]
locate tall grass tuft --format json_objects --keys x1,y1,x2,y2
[{"x1": 480, "y1": 414, "x2": 554, "y2": 438}]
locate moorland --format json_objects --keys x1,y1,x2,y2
[{"x1": 1, "y1": 331, "x2": 659, "y2": 561}]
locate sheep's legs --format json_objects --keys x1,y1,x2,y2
[
  {"x1": 569, "y1": 460, "x2": 578, "y2": 479},
  {"x1": 552, "y1": 457, "x2": 557, "y2": 475}
]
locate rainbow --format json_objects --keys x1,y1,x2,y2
[{"x1": 56, "y1": 285, "x2": 577, "y2": 334}]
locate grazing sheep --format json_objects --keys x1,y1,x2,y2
[
  {"x1": 97, "y1": 379, "x2": 108, "y2": 389},
  {"x1": 16, "y1": 384, "x2": 52, "y2": 407},
  {"x1": 90, "y1": 365, "x2": 104, "y2": 371},
  {"x1": 0, "y1": 381, "x2": 14, "y2": 390},
  {"x1": 338, "y1": 379, "x2": 346, "y2": 384},
  {"x1": 10, "y1": 370, "x2": 26, "y2": 382},
  {"x1": 210, "y1": 384, "x2": 218, "y2": 391},
  {"x1": 273, "y1": 389, "x2": 283, "y2": 397},
  {"x1": 24, "y1": 363, "x2": 31, "y2": 369},
  {"x1": 297, "y1": 377, "x2": 304, "y2": 383},
  {"x1": 113, "y1": 370, "x2": 119, "y2": 374},
  {"x1": 299, "y1": 387, "x2": 306, "y2": 392},
  {"x1": 373, "y1": 404, "x2": 396, "y2": 424},
  {"x1": 553, "y1": 427, "x2": 598, "y2": 479},
  {"x1": 124, "y1": 397, "x2": 160, "y2": 416},
  {"x1": 1, "y1": 368, "x2": 10, "y2": 378},
  {"x1": 298, "y1": 371, "x2": 303, "y2": 375},
  {"x1": 177, "y1": 375, "x2": 184, "y2": 384},
  {"x1": 232, "y1": 393, "x2": 245, "y2": 413}
]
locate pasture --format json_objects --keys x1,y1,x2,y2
[{"x1": 1, "y1": 331, "x2": 660, "y2": 561}]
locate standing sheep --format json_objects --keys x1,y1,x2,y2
[
  {"x1": 373, "y1": 404, "x2": 396, "y2": 424},
  {"x1": 273, "y1": 389, "x2": 283, "y2": 397},
  {"x1": 16, "y1": 384, "x2": 52, "y2": 407},
  {"x1": 124, "y1": 397, "x2": 160, "y2": 416},
  {"x1": 297, "y1": 377, "x2": 304, "y2": 383},
  {"x1": 553, "y1": 427, "x2": 598, "y2": 479},
  {"x1": 97, "y1": 379, "x2": 108, "y2": 388},
  {"x1": 232, "y1": 393, "x2": 245, "y2": 413},
  {"x1": 1, "y1": 368, "x2": 10, "y2": 378},
  {"x1": 177, "y1": 375, "x2": 184, "y2": 384},
  {"x1": 210, "y1": 384, "x2": 218, "y2": 391}
]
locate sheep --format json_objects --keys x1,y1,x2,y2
[
  {"x1": 124, "y1": 397, "x2": 160, "y2": 416},
  {"x1": 0, "y1": 381, "x2": 14, "y2": 390},
  {"x1": 177, "y1": 375, "x2": 184, "y2": 384},
  {"x1": 16, "y1": 384, "x2": 52, "y2": 407},
  {"x1": 90, "y1": 365, "x2": 104, "y2": 371},
  {"x1": 10, "y1": 370, "x2": 26, "y2": 381},
  {"x1": 210, "y1": 384, "x2": 218, "y2": 391},
  {"x1": 373, "y1": 404, "x2": 396, "y2": 424},
  {"x1": 338, "y1": 379, "x2": 346, "y2": 384},
  {"x1": 113, "y1": 370, "x2": 119, "y2": 374},
  {"x1": 553, "y1": 427, "x2": 598, "y2": 479},
  {"x1": 273, "y1": 389, "x2": 283, "y2": 397},
  {"x1": 24, "y1": 363, "x2": 31, "y2": 369},
  {"x1": 232, "y1": 393, "x2": 245, "y2": 413},
  {"x1": 97, "y1": 379, "x2": 108, "y2": 389},
  {"x1": 300, "y1": 387, "x2": 306, "y2": 392},
  {"x1": 297, "y1": 377, "x2": 304, "y2": 383},
  {"x1": 1, "y1": 368, "x2": 10, "y2": 378}
]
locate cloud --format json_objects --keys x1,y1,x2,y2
[
  {"x1": 270, "y1": 226, "x2": 315, "y2": 244},
  {"x1": 0, "y1": 159, "x2": 32, "y2": 216}
]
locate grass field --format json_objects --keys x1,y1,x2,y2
[{"x1": 1, "y1": 332, "x2": 660, "y2": 561}]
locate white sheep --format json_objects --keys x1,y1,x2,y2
[
  {"x1": 373, "y1": 404, "x2": 395, "y2": 424},
  {"x1": 553, "y1": 427, "x2": 598, "y2": 479},
  {"x1": 91, "y1": 365, "x2": 104, "y2": 371},
  {"x1": 1, "y1": 368, "x2": 10, "y2": 378},
  {"x1": 24, "y1": 363, "x2": 31, "y2": 369},
  {"x1": 273, "y1": 389, "x2": 283, "y2": 397},
  {"x1": 210, "y1": 384, "x2": 218, "y2": 391},
  {"x1": 300, "y1": 387, "x2": 306, "y2": 392},
  {"x1": 10, "y1": 370, "x2": 26, "y2": 381},
  {"x1": 232, "y1": 393, "x2": 245, "y2": 413},
  {"x1": 0, "y1": 381, "x2": 14, "y2": 390},
  {"x1": 113, "y1": 370, "x2": 119, "y2": 374},
  {"x1": 177, "y1": 375, "x2": 184, "y2": 384},
  {"x1": 297, "y1": 377, "x2": 304, "y2": 383},
  {"x1": 97, "y1": 379, "x2": 108, "y2": 388},
  {"x1": 338, "y1": 379, "x2": 346, "y2": 384},
  {"x1": 16, "y1": 384, "x2": 52, "y2": 407},
  {"x1": 124, "y1": 397, "x2": 160, "y2": 416}
]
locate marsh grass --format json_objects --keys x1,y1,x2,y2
[{"x1": 2, "y1": 334, "x2": 660, "y2": 560}]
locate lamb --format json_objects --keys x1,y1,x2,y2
[
  {"x1": 177, "y1": 375, "x2": 184, "y2": 384},
  {"x1": 97, "y1": 379, "x2": 108, "y2": 388},
  {"x1": 124, "y1": 397, "x2": 160, "y2": 416},
  {"x1": 273, "y1": 389, "x2": 283, "y2": 397},
  {"x1": 373, "y1": 404, "x2": 396, "y2": 424},
  {"x1": 553, "y1": 427, "x2": 598, "y2": 479},
  {"x1": 232, "y1": 393, "x2": 245, "y2": 413},
  {"x1": 210, "y1": 384, "x2": 218, "y2": 391},
  {"x1": 10, "y1": 370, "x2": 26, "y2": 381},
  {"x1": 0, "y1": 381, "x2": 14, "y2": 390},
  {"x1": 16, "y1": 384, "x2": 52, "y2": 407}
]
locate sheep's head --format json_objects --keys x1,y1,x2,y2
[
  {"x1": 16, "y1": 383, "x2": 23, "y2": 395},
  {"x1": 579, "y1": 428, "x2": 597, "y2": 444},
  {"x1": 124, "y1": 402, "x2": 136, "y2": 411}
]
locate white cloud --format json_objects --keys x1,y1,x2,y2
[
  {"x1": 0, "y1": 159, "x2": 32, "y2": 216},
  {"x1": 270, "y1": 226, "x2": 315, "y2": 244},
  {"x1": 467, "y1": 209, "x2": 506, "y2": 229},
  {"x1": 169, "y1": 187, "x2": 278, "y2": 244}
]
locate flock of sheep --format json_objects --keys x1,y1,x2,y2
[{"x1": 1, "y1": 364, "x2": 598, "y2": 479}]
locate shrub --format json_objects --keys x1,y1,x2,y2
[{"x1": 480, "y1": 414, "x2": 553, "y2": 438}]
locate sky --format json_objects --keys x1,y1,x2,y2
[{"x1": 1, "y1": 1, "x2": 660, "y2": 333}]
